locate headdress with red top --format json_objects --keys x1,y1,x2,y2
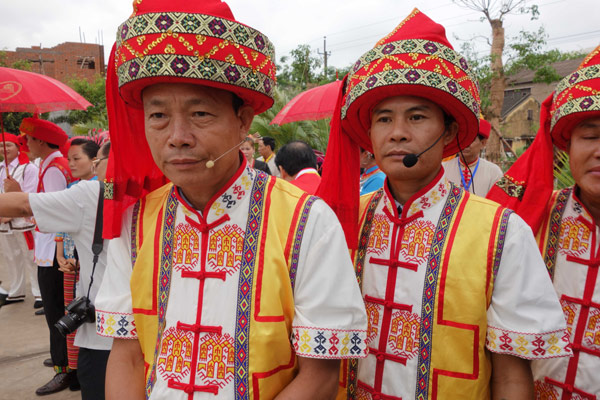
[
  {"x1": 478, "y1": 118, "x2": 491, "y2": 139},
  {"x1": 104, "y1": 0, "x2": 277, "y2": 238},
  {"x1": 19, "y1": 117, "x2": 68, "y2": 147},
  {"x1": 1, "y1": 132, "x2": 30, "y2": 164},
  {"x1": 487, "y1": 45, "x2": 600, "y2": 233},
  {"x1": 318, "y1": 8, "x2": 481, "y2": 248}
]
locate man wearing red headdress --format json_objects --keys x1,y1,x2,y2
[
  {"x1": 318, "y1": 9, "x2": 571, "y2": 399},
  {"x1": 94, "y1": 1, "x2": 368, "y2": 399},
  {"x1": 442, "y1": 118, "x2": 503, "y2": 196},
  {"x1": 488, "y1": 45, "x2": 600, "y2": 399},
  {"x1": 0, "y1": 133, "x2": 39, "y2": 306},
  {"x1": 9, "y1": 118, "x2": 76, "y2": 395}
]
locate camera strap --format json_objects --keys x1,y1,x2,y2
[{"x1": 85, "y1": 181, "x2": 105, "y2": 301}]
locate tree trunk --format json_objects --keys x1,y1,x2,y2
[{"x1": 487, "y1": 19, "x2": 506, "y2": 163}]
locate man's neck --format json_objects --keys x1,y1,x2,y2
[
  {"x1": 459, "y1": 155, "x2": 479, "y2": 166},
  {"x1": 263, "y1": 152, "x2": 273, "y2": 162},
  {"x1": 39, "y1": 148, "x2": 57, "y2": 163},
  {"x1": 387, "y1": 166, "x2": 442, "y2": 205},
  {"x1": 578, "y1": 187, "x2": 600, "y2": 227}
]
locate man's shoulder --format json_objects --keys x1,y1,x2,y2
[{"x1": 142, "y1": 182, "x2": 174, "y2": 202}]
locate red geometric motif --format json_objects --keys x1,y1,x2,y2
[
  {"x1": 365, "y1": 301, "x2": 381, "y2": 344},
  {"x1": 172, "y1": 223, "x2": 200, "y2": 272},
  {"x1": 561, "y1": 298, "x2": 578, "y2": 337},
  {"x1": 534, "y1": 380, "x2": 560, "y2": 400},
  {"x1": 156, "y1": 327, "x2": 194, "y2": 381},
  {"x1": 388, "y1": 310, "x2": 420, "y2": 360},
  {"x1": 559, "y1": 216, "x2": 591, "y2": 257},
  {"x1": 197, "y1": 333, "x2": 235, "y2": 389},
  {"x1": 356, "y1": 386, "x2": 371, "y2": 400},
  {"x1": 367, "y1": 214, "x2": 390, "y2": 256},
  {"x1": 584, "y1": 308, "x2": 600, "y2": 350},
  {"x1": 400, "y1": 220, "x2": 435, "y2": 263},
  {"x1": 207, "y1": 224, "x2": 244, "y2": 276}
]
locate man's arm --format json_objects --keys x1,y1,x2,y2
[
  {"x1": 0, "y1": 192, "x2": 32, "y2": 217},
  {"x1": 275, "y1": 357, "x2": 340, "y2": 400},
  {"x1": 106, "y1": 339, "x2": 145, "y2": 400},
  {"x1": 490, "y1": 353, "x2": 534, "y2": 400}
]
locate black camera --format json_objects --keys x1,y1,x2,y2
[{"x1": 55, "y1": 296, "x2": 95, "y2": 337}]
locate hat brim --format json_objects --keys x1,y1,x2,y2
[
  {"x1": 551, "y1": 109, "x2": 600, "y2": 151},
  {"x1": 342, "y1": 83, "x2": 479, "y2": 157},
  {"x1": 119, "y1": 76, "x2": 274, "y2": 115}
]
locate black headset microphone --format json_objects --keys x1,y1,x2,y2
[
  {"x1": 402, "y1": 130, "x2": 447, "y2": 168},
  {"x1": 205, "y1": 139, "x2": 246, "y2": 168}
]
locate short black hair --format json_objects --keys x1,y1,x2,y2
[
  {"x1": 48, "y1": 142, "x2": 59, "y2": 149},
  {"x1": 99, "y1": 141, "x2": 111, "y2": 158},
  {"x1": 275, "y1": 140, "x2": 317, "y2": 177},
  {"x1": 261, "y1": 136, "x2": 276, "y2": 152},
  {"x1": 232, "y1": 93, "x2": 244, "y2": 113},
  {"x1": 70, "y1": 138, "x2": 100, "y2": 159}
]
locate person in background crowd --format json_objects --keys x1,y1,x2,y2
[
  {"x1": 443, "y1": 118, "x2": 503, "y2": 196},
  {"x1": 257, "y1": 135, "x2": 280, "y2": 177},
  {"x1": 0, "y1": 132, "x2": 40, "y2": 307},
  {"x1": 94, "y1": 0, "x2": 367, "y2": 398},
  {"x1": 53, "y1": 138, "x2": 100, "y2": 391},
  {"x1": 359, "y1": 147, "x2": 385, "y2": 195},
  {"x1": 318, "y1": 9, "x2": 572, "y2": 399},
  {"x1": 0, "y1": 141, "x2": 113, "y2": 400},
  {"x1": 275, "y1": 140, "x2": 321, "y2": 195},
  {"x1": 240, "y1": 137, "x2": 270, "y2": 174},
  {"x1": 487, "y1": 45, "x2": 600, "y2": 399},
  {"x1": 4, "y1": 117, "x2": 74, "y2": 395}
]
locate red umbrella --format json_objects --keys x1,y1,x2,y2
[
  {"x1": 0, "y1": 67, "x2": 92, "y2": 173},
  {"x1": 270, "y1": 80, "x2": 342, "y2": 125}
]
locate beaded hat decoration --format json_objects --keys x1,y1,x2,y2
[
  {"x1": 340, "y1": 8, "x2": 480, "y2": 157},
  {"x1": 19, "y1": 117, "x2": 68, "y2": 146},
  {"x1": 550, "y1": 44, "x2": 600, "y2": 151},
  {"x1": 115, "y1": 0, "x2": 277, "y2": 114}
]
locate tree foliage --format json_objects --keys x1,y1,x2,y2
[
  {"x1": 52, "y1": 75, "x2": 108, "y2": 132},
  {"x1": 277, "y1": 44, "x2": 323, "y2": 90}
]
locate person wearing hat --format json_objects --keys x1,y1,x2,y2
[
  {"x1": 442, "y1": 118, "x2": 503, "y2": 196},
  {"x1": 487, "y1": 45, "x2": 600, "y2": 399},
  {"x1": 318, "y1": 9, "x2": 571, "y2": 399},
  {"x1": 7, "y1": 117, "x2": 76, "y2": 394},
  {"x1": 94, "y1": 1, "x2": 367, "y2": 399},
  {"x1": 0, "y1": 133, "x2": 40, "y2": 307}
]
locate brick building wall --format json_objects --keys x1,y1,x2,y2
[{"x1": 2, "y1": 42, "x2": 105, "y2": 84}]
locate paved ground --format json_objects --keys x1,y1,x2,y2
[{"x1": 0, "y1": 273, "x2": 80, "y2": 400}]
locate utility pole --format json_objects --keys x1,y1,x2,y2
[{"x1": 317, "y1": 36, "x2": 331, "y2": 80}]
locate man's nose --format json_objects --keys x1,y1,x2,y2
[{"x1": 167, "y1": 116, "x2": 195, "y2": 147}]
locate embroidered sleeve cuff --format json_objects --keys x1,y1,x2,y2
[
  {"x1": 486, "y1": 325, "x2": 572, "y2": 360},
  {"x1": 96, "y1": 309, "x2": 137, "y2": 339},
  {"x1": 291, "y1": 326, "x2": 368, "y2": 359}
]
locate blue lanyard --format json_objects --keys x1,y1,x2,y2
[{"x1": 458, "y1": 157, "x2": 480, "y2": 191}]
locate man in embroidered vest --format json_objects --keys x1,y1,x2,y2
[
  {"x1": 442, "y1": 118, "x2": 503, "y2": 196},
  {"x1": 318, "y1": 9, "x2": 572, "y2": 400},
  {"x1": 488, "y1": 45, "x2": 600, "y2": 399},
  {"x1": 0, "y1": 133, "x2": 40, "y2": 306},
  {"x1": 94, "y1": 1, "x2": 368, "y2": 399},
  {"x1": 274, "y1": 140, "x2": 321, "y2": 195},
  {"x1": 11, "y1": 117, "x2": 75, "y2": 394}
]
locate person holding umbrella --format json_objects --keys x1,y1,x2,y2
[{"x1": 0, "y1": 132, "x2": 39, "y2": 307}]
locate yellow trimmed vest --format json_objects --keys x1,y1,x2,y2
[
  {"x1": 339, "y1": 184, "x2": 512, "y2": 399},
  {"x1": 129, "y1": 176, "x2": 319, "y2": 399}
]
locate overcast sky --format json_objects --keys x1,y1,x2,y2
[{"x1": 1, "y1": 0, "x2": 599, "y2": 72}]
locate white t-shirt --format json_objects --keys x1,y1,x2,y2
[{"x1": 29, "y1": 180, "x2": 112, "y2": 350}]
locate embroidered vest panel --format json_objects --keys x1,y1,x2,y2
[
  {"x1": 341, "y1": 187, "x2": 511, "y2": 400},
  {"x1": 130, "y1": 179, "x2": 318, "y2": 399},
  {"x1": 37, "y1": 157, "x2": 73, "y2": 193}
]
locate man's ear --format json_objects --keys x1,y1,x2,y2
[
  {"x1": 442, "y1": 121, "x2": 459, "y2": 146},
  {"x1": 237, "y1": 104, "x2": 255, "y2": 141}
]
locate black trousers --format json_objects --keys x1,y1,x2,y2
[
  {"x1": 38, "y1": 257, "x2": 67, "y2": 368},
  {"x1": 78, "y1": 347, "x2": 111, "y2": 400}
]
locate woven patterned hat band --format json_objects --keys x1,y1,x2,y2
[{"x1": 115, "y1": 0, "x2": 276, "y2": 114}]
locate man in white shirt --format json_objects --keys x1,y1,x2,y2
[
  {"x1": 257, "y1": 136, "x2": 280, "y2": 177},
  {"x1": 0, "y1": 133, "x2": 39, "y2": 306}
]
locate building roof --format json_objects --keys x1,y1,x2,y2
[
  {"x1": 501, "y1": 88, "x2": 531, "y2": 118},
  {"x1": 507, "y1": 58, "x2": 584, "y2": 85}
]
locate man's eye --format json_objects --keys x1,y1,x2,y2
[
  {"x1": 377, "y1": 116, "x2": 391, "y2": 123},
  {"x1": 149, "y1": 112, "x2": 165, "y2": 119},
  {"x1": 410, "y1": 114, "x2": 425, "y2": 121},
  {"x1": 193, "y1": 111, "x2": 209, "y2": 117}
]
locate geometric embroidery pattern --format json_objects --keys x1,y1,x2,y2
[
  {"x1": 415, "y1": 185, "x2": 463, "y2": 400},
  {"x1": 207, "y1": 224, "x2": 245, "y2": 276},
  {"x1": 486, "y1": 326, "x2": 570, "y2": 359},
  {"x1": 388, "y1": 310, "x2": 421, "y2": 360},
  {"x1": 146, "y1": 188, "x2": 179, "y2": 398},
  {"x1": 365, "y1": 301, "x2": 381, "y2": 344},
  {"x1": 583, "y1": 308, "x2": 600, "y2": 351},
  {"x1": 233, "y1": 171, "x2": 268, "y2": 400},
  {"x1": 289, "y1": 196, "x2": 318, "y2": 290},
  {"x1": 558, "y1": 216, "x2": 591, "y2": 258},
  {"x1": 197, "y1": 333, "x2": 236, "y2": 389},
  {"x1": 543, "y1": 188, "x2": 571, "y2": 279},
  {"x1": 172, "y1": 223, "x2": 200, "y2": 272},
  {"x1": 367, "y1": 213, "x2": 390, "y2": 256},
  {"x1": 400, "y1": 219, "x2": 435, "y2": 264},
  {"x1": 157, "y1": 327, "x2": 194, "y2": 381},
  {"x1": 534, "y1": 380, "x2": 560, "y2": 400},
  {"x1": 291, "y1": 326, "x2": 365, "y2": 358},
  {"x1": 492, "y1": 209, "x2": 513, "y2": 286},
  {"x1": 130, "y1": 200, "x2": 141, "y2": 267}
]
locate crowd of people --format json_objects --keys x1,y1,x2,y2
[{"x1": 0, "y1": 0, "x2": 599, "y2": 399}]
